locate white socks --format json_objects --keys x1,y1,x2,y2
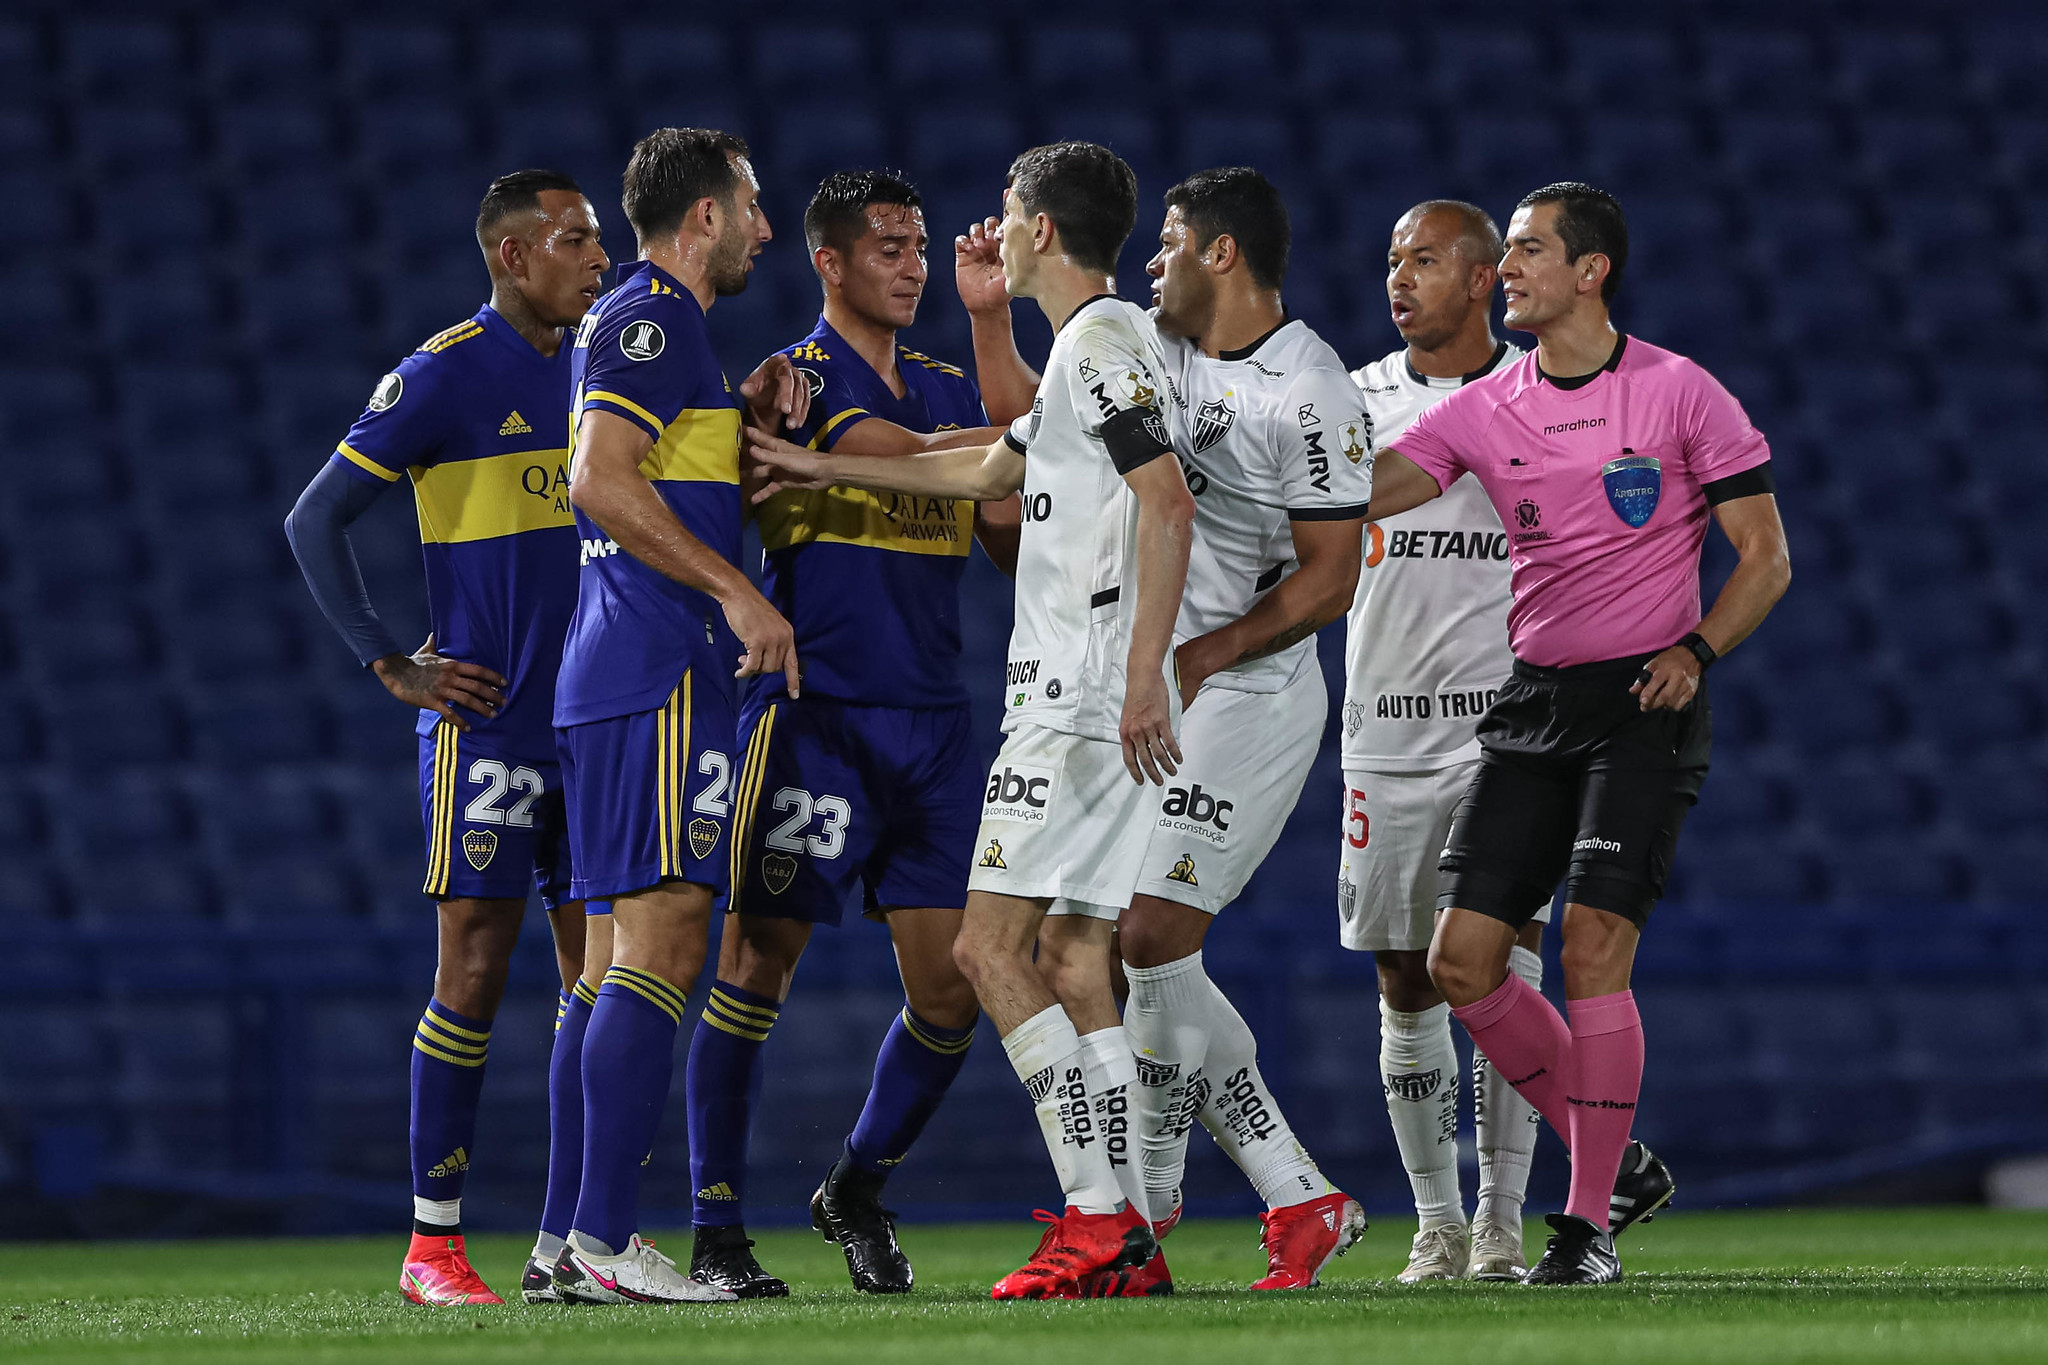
[
  {"x1": 1076, "y1": 1026, "x2": 1148, "y2": 1219},
  {"x1": 1379, "y1": 998, "x2": 1465, "y2": 1229},
  {"x1": 414, "y1": 1196, "x2": 460, "y2": 1228},
  {"x1": 1002, "y1": 1004, "x2": 1124, "y2": 1215},
  {"x1": 1474, "y1": 945, "x2": 1544, "y2": 1237},
  {"x1": 1123, "y1": 953, "x2": 1211, "y2": 1223},
  {"x1": 532, "y1": 1230, "x2": 566, "y2": 1262}
]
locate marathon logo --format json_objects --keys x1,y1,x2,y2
[
  {"x1": 1574, "y1": 836, "x2": 1624, "y2": 854},
  {"x1": 1542, "y1": 416, "x2": 1607, "y2": 435},
  {"x1": 983, "y1": 763, "x2": 1054, "y2": 824}
]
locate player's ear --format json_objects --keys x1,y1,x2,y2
[
  {"x1": 1210, "y1": 232, "x2": 1241, "y2": 275},
  {"x1": 1470, "y1": 261, "x2": 1497, "y2": 301},
  {"x1": 1580, "y1": 253, "x2": 1610, "y2": 297},
  {"x1": 495, "y1": 232, "x2": 523, "y2": 280},
  {"x1": 1032, "y1": 211, "x2": 1055, "y2": 256},
  {"x1": 814, "y1": 245, "x2": 840, "y2": 288}
]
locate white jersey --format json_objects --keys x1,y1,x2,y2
[
  {"x1": 1156, "y1": 319, "x2": 1374, "y2": 694},
  {"x1": 1342, "y1": 342, "x2": 1522, "y2": 768},
  {"x1": 1001, "y1": 296, "x2": 1177, "y2": 742}
]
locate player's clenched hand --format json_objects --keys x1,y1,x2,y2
[
  {"x1": 372, "y1": 635, "x2": 506, "y2": 732},
  {"x1": 739, "y1": 353, "x2": 811, "y2": 433},
  {"x1": 1119, "y1": 673, "x2": 1183, "y2": 785},
  {"x1": 722, "y1": 589, "x2": 801, "y2": 697},
  {"x1": 1630, "y1": 645, "x2": 1701, "y2": 712},
  {"x1": 1172, "y1": 636, "x2": 1223, "y2": 711},
  {"x1": 742, "y1": 427, "x2": 836, "y2": 503},
  {"x1": 955, "y1": 217, "x2": 1011, "y2": 315}
]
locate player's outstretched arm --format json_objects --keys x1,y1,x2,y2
[
  {"x1": 1633, "y1": 493, "x2": 1791, "y2": 712},
  {"x1": 829, "y1": 419, "x2": 1006, "y2": 457},
  {"x1": 284, "y1": 461, "x2": 507, "y2": 728},
  {"x1": 1174, "y1": 516, "x2": 1365, "y2": 706},
  {"x1": 743, "y1": 426, "x2": 1025, "y2": 503},
  {"x1": 573, "y1": 408, "x2": 800, "y2": 695},
  {"x1": 1118, "y1": 453, "x2": 1197, "y2": 785},
  {"x1": 956, "y1": 216, "x2": 1040, "y2": 423},
  {"x1": 1364, "y1": 448, "x2": 1445, "y2": 521}
]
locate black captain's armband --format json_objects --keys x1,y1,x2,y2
[
  {"x1": 1101, "y1": 404, "x2": 1174, "y2": 474},
  {"x1": 1002, "y1": 430, "x2": 1028, "y2": 455},
  {"x1": 1701, "y1": 461, "x2": 1776, "y2": 505}
]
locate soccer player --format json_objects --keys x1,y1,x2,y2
[
  {"x1": 1047, "y1": 167, "x2": 1372, "y2": 1295},
  {"x1": 1366, "y1": 184, "x2": 1791, "y2": 1284},
  {"x1": 681, "y1": 169, "x2": 1023, "y2": 1298},
  {"x1": 283, "y1": 170, "x2": 609, "y2": 1306},
  {"x1": 546, "y1": 127, "x2": 809, "y2": 1306},
  {"x1": 746, "y1": 141, "x2": 1196, "y2": 1300},
  {"x1": 1341, "y1": 200, "x2": 1545, "y2": 1282}
]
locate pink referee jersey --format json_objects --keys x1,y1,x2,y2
[{"x1": 1391, "y1": 336, "x2": 1771, "y2": 668}]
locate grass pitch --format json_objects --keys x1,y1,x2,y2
[{"x1": 2, "y1": 1209, "x2": 2044, "y2": 1364}]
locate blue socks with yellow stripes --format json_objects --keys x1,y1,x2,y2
[
  {"x1": 846, "y1": 1005, "x2": 976, "y2": 1174},
  {"x1": 539, "y1": 980, "x2": 597, "y2": 1246},
  {"x1": 409, "y1": 999, "x2": 491, "y2": 1235},
  {"x1": 685, "y1": 981, "x2": 782, "y2": 1228},
  {"x1": 572, "y1": 965, "x2": 687, "y2": 1255}
]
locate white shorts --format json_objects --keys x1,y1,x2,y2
[
  {"x1": 967, "y1": 723, "x2": 1157, "y2": 919},
  {"x1": 1336, "y1": 761, "x2": 1551, "y2": 952},
  {"x1": 1112, "y1": 667, "x2": 1327, "y2": 915}
]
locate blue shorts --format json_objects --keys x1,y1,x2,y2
[
  {"x1": 729, "y1": 696, "x2": 978, "y2": 924},
  {"x1": 557, "y1": 668, "x2": 737, "y2": 904},
  {"x1": 418, "y1": 722, "x2": 574, "y2": 910}
]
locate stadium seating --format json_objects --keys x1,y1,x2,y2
[{"x1": 2, "y1": 0, "x2": 2042, "y2": 1230}]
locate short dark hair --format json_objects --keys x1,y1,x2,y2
[
  {"x1": 804, "y1": 170, "x2": 922, "y2": 256},
  {"x1": 1007, "y1": 141, "x2": 1137, "y2": 276},
  {"x1": 476, "y1": 168, "x2": 583, "y2": 242},
  {"x1": 1516, "y1": 182, "x2": 1628, "y2": 304},
  {"x1": 622, "y1": 127, "x2": 750, "y2": 241},
  {"x1": 1404, "y1": 199, "x2": 1503, "y2": 267},
  {"x1": 1164, "y1": 167, "x2": 1290, "y2": 290}
]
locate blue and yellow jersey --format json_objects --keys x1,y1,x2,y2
[
  {"x1": 331, "y1": 305, "x2": 577, "y2": 755},
  {"x1": 554, "y1": 260, "x2": 745, "y2": 727},
  {"x1": 753, "y1": 317, "x2": 989, "y2": 709}
]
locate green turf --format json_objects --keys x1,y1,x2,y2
[{"x1": 2, "y1": 1209, "x2": 2044, "y2": 1364}]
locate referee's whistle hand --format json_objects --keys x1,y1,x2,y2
[
  {"x1": 1630, "y1": 646, "x2": 1701, "y2": 712},
  {"x1": 372, "y1": 640, "x2": 507, "y2": 732}
]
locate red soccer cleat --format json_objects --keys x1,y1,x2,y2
[
  {"x1": 400, "y1": 1232, "x2": 505, "y2": 1306},
  {"x1": 1250, "y1": 1192, "x2": 1368, "y2": 1291},
  {"x1": 990, "y1": 1206, "x2": 1156, "y2": 1300},
  {"x1": 1151, "y1": 1195, "x2": 1184, "y2": 1243},
  {"x1": 1079, "y1": 1246, "x2": 1175, "y2": 1297}
]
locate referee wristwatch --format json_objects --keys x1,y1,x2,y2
[{"x1": 1676, "y1": 631, "x2": 1718, "y2": 671}]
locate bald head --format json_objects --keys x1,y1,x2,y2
[
  {"x1": 1385, "y1": 200, "x2": 1502, "y2": 358},
  {"x1": 1398, "y1": 199, "x2": 1503, "y2": 268}
]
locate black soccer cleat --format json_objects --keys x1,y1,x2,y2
[
  {"x1": 1524, "y1": 1213, "x2": 1623, "y2": 1285},
  {"x1": 519, "y1": 1252, "x2": 565, "y2": 1304},
  {"x1": 688, "y1": 1224, "x2": 789, "y2": 1299},
  {"x1": 1609, "y1": 1140, "x2": 1676, "y2": 1236},
  {"x1": 811, "y1": 1156, "x2": 913, "y2": 1294}
]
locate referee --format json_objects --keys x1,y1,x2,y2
[{"x1": 1363, "y1": 183, "x2": 1791, "y2": 1285}]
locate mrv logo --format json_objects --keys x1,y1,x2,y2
[
  {"x1": 1158, "y1": 783, "x2": 1234, "y2": 847},
  {"x1": 983, "y1": 764, "x2": 1053, "y2": 824}
]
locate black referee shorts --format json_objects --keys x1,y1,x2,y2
[{"x1": 1436, "y1": 651, "x2": 1711, "y2": 930}]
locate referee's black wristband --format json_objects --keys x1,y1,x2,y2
[{"x1": 1677, "y1": 632, "x2": 1717, "y2": 670}]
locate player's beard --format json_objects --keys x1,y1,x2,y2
[{"x1": 708, "y1": 225, "x2": 752, "y2": 297}]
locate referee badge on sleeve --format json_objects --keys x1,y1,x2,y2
[{"x1": 1601, "y1": 453, "x2": 1661, "y2": 528}]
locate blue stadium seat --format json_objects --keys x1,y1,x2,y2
[
  {"x1": 1291, "y1": 28, "x2": 1412, "y2": 102},
  {"x1": 337, "y1": 24, "x2": 462, "y2": 98},
  {"x1": 476, "y1": 26, "x2": 597, "y2": 97},
  {"x1": 49, "y1": 774, "x2": 191, "y2": 863},
  {"x1": 189, "y1": 688, "x2": 331, "y2": 765},
  {"x1": 0, "y1": 678, "x2": 43, "y2": 765},
  {"x1": 1040, "y1": 107, "x2": 1161, "y2": 177},
  {"x1": 1860, "y1": 114, "x2": 1981, "y2": 189},
  {"x1": 614, "y1": 26, "x2": 731, "y2": 100},
  {"x1": 1027, "y1": 26, "x2": 1141, "y2": 92},
  {"x1": 168, "y1": 604, "x2": 306, "y2": 686},
  {"x1": 97, "y1": 271, "x2": 226, "y2": 360},
  {"x1": 1970, "y1": 837, "x2": 2048, "y2": 909},
  {"x1": 1993, "y1": 115, "x2": 2048, "y2": 186},
  {"x1": 1745, "y1": 191, "x2": 1867, "y2": 275},
  {"x1": 1700, "y1": 29, "x2": 1823, "y2": 109},
  {"x1": 0, "y1": 781, "x2": 48, "y2": 856},
  {"x1": 201, "y1": 20, "x2": 323, "y2": 99},
  {"x1": 240, "y1": 268, "x2": 365, "y2": 360},
  {"x1": 222, "y1": 854, "x2": 366, "y2": 922},
  {"x1": 214, "y1": 102, "x2": 335, "y2": 179},
  {"x1": 1427, "y1": 27, "x2": 1544, "y2": 104},
  {"x1": 72, "y1": 854, "x2": 218, "y2": 922},
  {"x1": 7, "y1": 519, "x2": 145, "y2": 607},
  {"x1": 1179, "y1": 115, "x2": 1292, "y2": 178},
  {"x1": 909, "y1": 109, "x2": 1023, "y2": 182},
  {"x1": 1931, "y1": 758, "x2": 2048, "y2": 838},
  {"x1": 72, "y1": 105, "x2": 195, "y2": 176},
  {"x1": 1719, "y1": 113, "x2": 1846, "y2": 190},
  {"x1": 491, "y1": 106, "x2": 616, "y2": 179},
  {"x1": 380, "y1": 272, "x2": 491, "y2": 358},
  {"x1": 0, "y1": 20, "x2": 41, "y2": 94},
  {"x1": 327, "y1": 684, "x2": 418, "y2": 767},
  {"x1": 886, "y1": 26, "x2": 998, "y2": 97},
  {"x1": 1570, "y1": 29, "x2": 1686, "y2": 107},
  {"x1": 750, "y1": 25, "x2": 866, "y2": 92},
  {"x1": 235, "y1": 180, "x2": 358, "y2": 265},
  {"x1": 1906, "y1": 670, "x2": 2040, "y2": 757},
  {"x1": 118, "y1": 365, "x2": 245, "y2": 453},
  {"x1": 1582, "y1": 115, "x2": 1705, "y2": 194},
  {"x1": 1313, "y1": 114, "x2": 1432, "y2": 188},
  {"x1": 63, "y1": 19, "x2": 183, "y2": 99},
  {"x1": 0, "y1": 105, "x2": 58, "y2": 174},
  {"x1": 45, "y1": 687, "x2": 186, "y2": 768},
  {"x1": 1835, "y1": 30, "x2": 1957, "y2": 113},
  {"x1": 1164, "y1": 28, "x2": 1282, "y2": 98},
  {"x1": 1748, "y1": 988, "x2": 1895, "y2": 1080},
  {"x1": 1638, "y1": 989, "x2": 1750, "y2": 1080},
  {"x1": 1824, "y1": 837, "x2": 1962, "y2": 907},
  {"x1": 1769, "y1": 676, "x2": 1900, "y2": 755},
  {"x1": 1878, "y1": 588, "x2": 2007, "y2": 674},
  {"x1": 1676, "y1": 836, "x2": 1815, "y2": 904},
  {"x1": 354, "y1": 101, "x2": 474, "y2": 178}
]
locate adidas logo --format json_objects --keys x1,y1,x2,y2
[
  {"x1": 499, "y1": 410, "x2": 533, "y2": 436},
  {"x1": 697, "y1": 1182, "x2": 738, "y2": 1201},
  {"x1": 427, "y1": 1146, "x2": 470, "y2": 1179}
]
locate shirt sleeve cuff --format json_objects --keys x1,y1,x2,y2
[{"x1": 583, "y1": 390, "x2": 669, "y2": 442}]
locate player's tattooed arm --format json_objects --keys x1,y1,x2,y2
[
  {"x1": 574, "y1": 409, "x2": 801, "y2": 694},
  {"x1": 1174, "y1": 515, "x2": 1364, "y2": 706},
  {"x1": 956, "y1": 216, "x2": 1039, "y2": 423},
  {"x1": 742, "y1": 427, "x2": 1025, "y2": 503},
  {"x1": 1364, "y1": 448, "x2": 1445, "y2": 520},
  {"x1": 371, "y1": 635, "x2": 507, "y2": 732}
]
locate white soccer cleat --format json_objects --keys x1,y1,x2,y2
[
  {"x1": 1397, "y1": 1221, "x2": 1471, "y2": 1283},
  {"x1": 552, "y1": 1234, "x2": 737, "y2": 1305},
  {"x1": 1467, "y1": 1218, "x2": 1528, "y2": 1281}
]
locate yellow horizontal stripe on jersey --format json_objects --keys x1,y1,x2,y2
[
  {"x1": 337, "y1": 442, "x2": 403, "y2": 482},
  {"x1": 755, "y1": 485, "x2": 972, "y2": 558},
  {"x1": 408, "y1": 448, "x2": 575, "y2": 545},
  {"x1": 641, "y1": 407, "x2": 742, "y2": 486},
  {"x1": 813, "y1": 407, "x2": 871, "y2": 447},
  {"x1": 582, "y1": 388, "x2": 665, "y2": 432}
]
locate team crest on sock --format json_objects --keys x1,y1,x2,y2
[
  {"x1": 428, "y1": 1146, "x2": 470, "y2": 1179},
  {"x1": 688, "y1": 817, "x2": 721, "y2": 859},
  {"x1": 978, "y1": 838, "x2": 1006, "y2": 869},
  {"x1": 1386, "y1": 1069, "x2": 1444, "y2": 1102},
  {"x1": 761, "y1": 852, "x2": 797, "y2": 894},
  {"x1": 1135, "y1": 1057, "x2": 1180, "y2": 1087},
  {"x1": 1166, "y1": 853, "x2": 1198, "y2": 885},
  {"x1": 462, "y1": 829, "x2": 497, "y2": 870}
]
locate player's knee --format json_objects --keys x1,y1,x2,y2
[
  {"x1": 905, "y1": 973, "x2": 979, "y2": 1032},
  {"x1": 1424, "y1": 938, "x2": 1489, "y2": 1008}
]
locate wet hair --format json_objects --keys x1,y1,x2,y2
[
  {"x1": 1164, "y1": 166, "x2": 1290, "y2": 289},
  {"x1": 1517, "y1": 182, "x2": 1628, "y2": 304},
  {"x1": 476, "y1": 168, "x2": 583, "y2": 242},
  {"x1": 804, "y1": 169, "x2": 922, "y2": 256},
  {"x1": 1403, "y1": 198, "x2": 1503, "y2": 268},
  {"x1": 622, "y1": 127, "x2": 750, "y2": 240},
  {"x1": 1006, "y1": 141, "x2": 1138, "y2": 276}
]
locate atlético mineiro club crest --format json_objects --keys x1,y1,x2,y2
[
  {"x1": 1192, "y1": 397, "x2": 1235, "y2": 452},
  {"x1": 1601, "y1": 453, "x2": 1662, "y2": 528}
]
